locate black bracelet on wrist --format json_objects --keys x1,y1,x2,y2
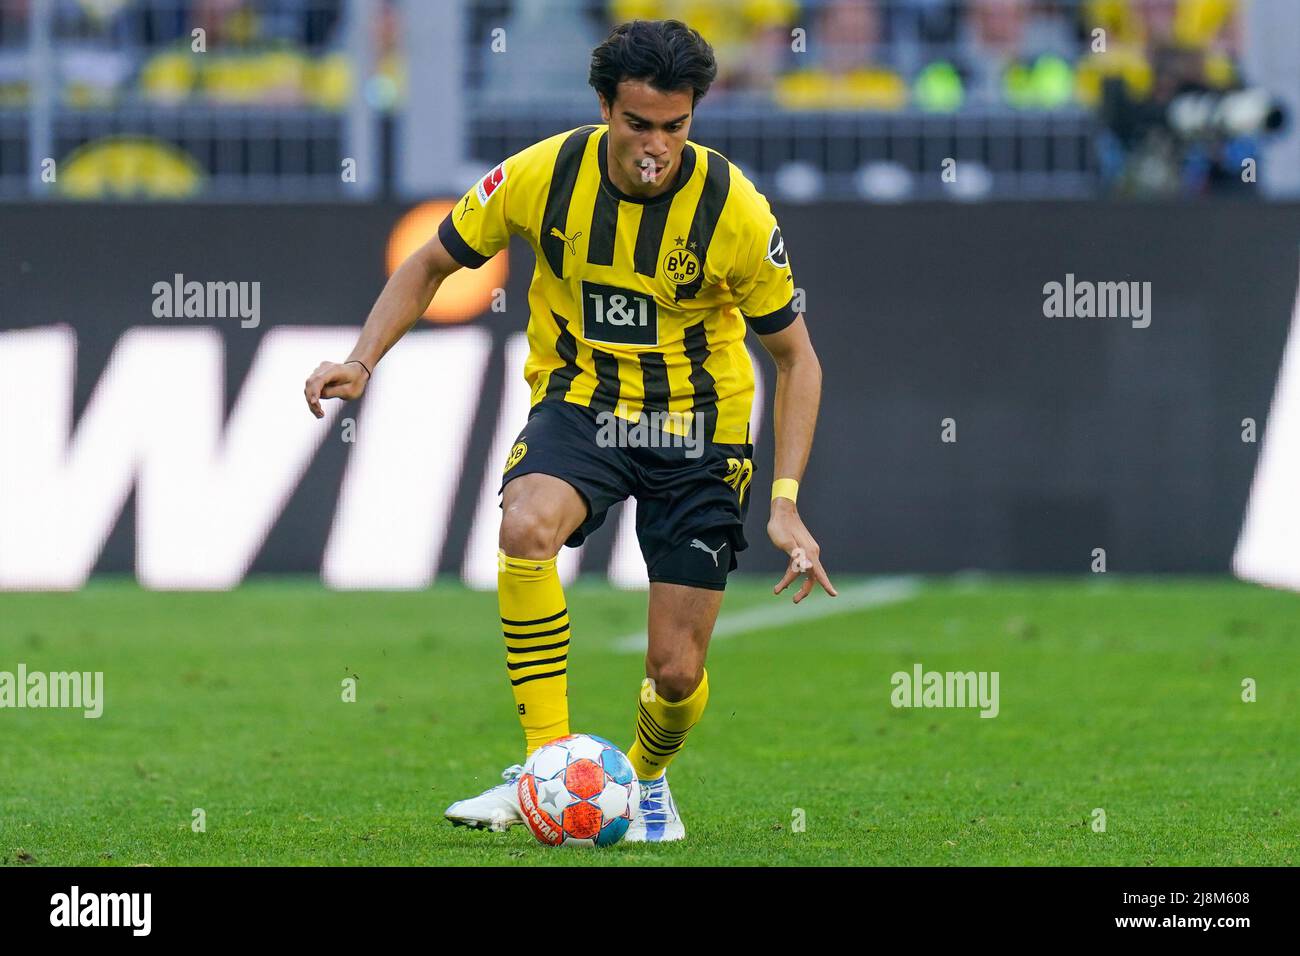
[{"x1": 347, "y1": 360, "x2": 371, "y2": 377}]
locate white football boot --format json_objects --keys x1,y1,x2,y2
[
  {"x1": 443, "y1": 764, "x2": 524, "y2": 831},
  {"x1": 624, "y1": 774, "x2": 685, "y2": 843}
]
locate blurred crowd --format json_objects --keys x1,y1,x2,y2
[
  {"x1": 479, "y1": 0, "x2": 1247, "y2": 113},
  {"x1": 0, "y1": 0, "x2": 1280, "y2": 201},
  {"x1": 468, "y1": 0, "x2": 1272, "y2": 197},
  {"x1": 0, "y1": 0, "x2": 1248, "y2": 114},
  {"x1": 0, "y1": 0, "x2": 405, "y2": 109}
]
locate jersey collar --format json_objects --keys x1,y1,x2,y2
[{"x1": 597, "y1": 129, "x2": 697, "y2": 207}]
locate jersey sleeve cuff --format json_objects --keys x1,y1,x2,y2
[
  {"x1": 437, "y1": 214, "x2": 491, "y2": 269},
  {"x1": 744, "y1": 298, "x2": 799, "y2": 335}
]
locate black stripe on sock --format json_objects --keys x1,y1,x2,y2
[
  {"x1": 634, "y1": 728, "x2": 678, "y2": 758},
  {"x1": 504, "y1": 638, "x2": 570, "y2": 655},
  {"x1": 502, "y1": 623, "x2": 570, "y2": 640},
  {"x1": 638, "y1": 702, "x2": 691, "y2": 738},
  {"x1": 637, "y1": 701, "x2": 692, "y2": 737},
  {"x1": 540, "y1": 126, "x2": 597, "y2": 279},
  {"x1": 636, "y1": 721, "x2": 686, "y2": 753},
  {"x1": 510, "y1": 668, "x2": 567, "y2": 686},
  {"x1": 506, "y1": 653, "x2": 568, "y2": 671},
  {"x1": 636, "y1": 743, "x2": 676, "y2": 759},
  {"x1": 500, "y1": 608, "x2": 567, "y2": 627}
]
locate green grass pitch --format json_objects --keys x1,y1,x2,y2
[{"x1": 1, "y1": 576, "x2": 1297, "y2": 866}]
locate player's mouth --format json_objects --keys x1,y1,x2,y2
[{"x1": 638, "y1": 158, "x2": 667, "y2": 182}]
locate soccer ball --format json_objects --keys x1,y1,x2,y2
[{"x1": 517, "y1": 734, "x2": 638, "y2": 847}]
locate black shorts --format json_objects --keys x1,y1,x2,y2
[{"x1": 498, "y1": 400, "x2": 755, "y2": 590}]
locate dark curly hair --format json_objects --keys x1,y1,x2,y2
[{"x1": 588, "y1": 19, "x2": 717, "y2": 109}]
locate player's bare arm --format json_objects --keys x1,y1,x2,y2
[
  {"x1": 303, "y1": 232, "x2": 464, "y2": 418},
  {"x1": 759, "y1": 314, "x2": 837, "y2": 604}
]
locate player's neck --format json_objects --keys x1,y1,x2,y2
[
  {"x1": 599, "y1": 131, "x2": 695, "y2": 205},
  {"x1": 607, "y1": 158, "x2": 680, "y2": 200}
]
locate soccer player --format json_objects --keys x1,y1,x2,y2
[{"x1": 303, "y1": 19, "x2": 835, "y2": 843}]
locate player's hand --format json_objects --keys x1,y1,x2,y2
[
  {"x1": 304, "y1": 360, "x2": 370, "y2": 419},
  {"x1": 767, "y1": 500, "x2": 837, "y2": 604}
]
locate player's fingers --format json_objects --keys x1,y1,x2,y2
[
  {"x1": 310, "y1": 362, "x2": 365, "y2": 408},
  {"x1": 773, "y1": 563, "x2": 799, "y2": 595},
  {"x1": 812, "y1": 559, "x2": 838, "y2": 597},
  {"x1": 320, "y1": 382, "x2": 347, "y2": 400},
  {"x1": 304, "y1": 376, "x2": 324, "y2": 419},
  {"x1": 774, "y1": 558, "x2": 804, "y2": 594},
  {"x1": 775, "y1": 546, "x2": 809, "y2": 594},
  {"x1": 792, "y1": 572, "x2": 815, "y2": 604}
]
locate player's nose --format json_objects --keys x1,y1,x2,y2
[{"x1": 644, "y1": 132, "x2": 668, "y2": 158}]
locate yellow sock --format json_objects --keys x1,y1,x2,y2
[
  {"x1": 628, "y1": 669, "x2": 709, "y2": 780},
  {"x1": 498, "y1": 550, "x2": 570, "y2": 757}
]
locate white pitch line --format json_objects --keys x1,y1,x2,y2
[{"x1": 611, "y1": 576, "x2": 923, "y2": 653}]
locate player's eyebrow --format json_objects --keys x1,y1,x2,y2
[{"x1": 622, "y1": 111, "x2": 690, "y2": 127}]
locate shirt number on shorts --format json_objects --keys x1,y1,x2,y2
[{"x1": 723, "y1": 457, "x2": 754, "y2": 505}]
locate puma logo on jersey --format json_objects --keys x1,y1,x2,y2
[
  {"x1": 549, "y1": 227, "x2": 582, "y2": 255},
  {"x1": 690, "y1": 538, "x2": 727, "y2": 566}
]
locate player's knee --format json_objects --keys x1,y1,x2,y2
[
  {"x1": 499, "y1": 506, "x2": 564, "y2": 559},
  {"x1": 646, "y1": 659, "x2": 704, "y2": 702}
]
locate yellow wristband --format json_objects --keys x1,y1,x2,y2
[{"x1": 771, "y1": 478, "x2": 800, "y2": 503}]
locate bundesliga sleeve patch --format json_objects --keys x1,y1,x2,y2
[{"x1": 476, "y1": 162, "x2": 506, "y2": 205}]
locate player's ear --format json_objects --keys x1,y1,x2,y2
[{"x1": 597, "y1": 93, "x2": 611, "y2": 124}]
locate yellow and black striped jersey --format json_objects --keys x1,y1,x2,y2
[{"x1": 437, "y1": 124, "x2": 797, "y2": 445}]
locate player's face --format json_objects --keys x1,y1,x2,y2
[{"x1": 599, "y1": 80, "x2": 694, "y2": 197}]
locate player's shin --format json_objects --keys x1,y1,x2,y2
[
  {"x1": 628, "y1": 668, "x2": 710, "y2": 780},
  {"x1": 498, "y1": 550, "x2": 571, "y2": 756}
]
